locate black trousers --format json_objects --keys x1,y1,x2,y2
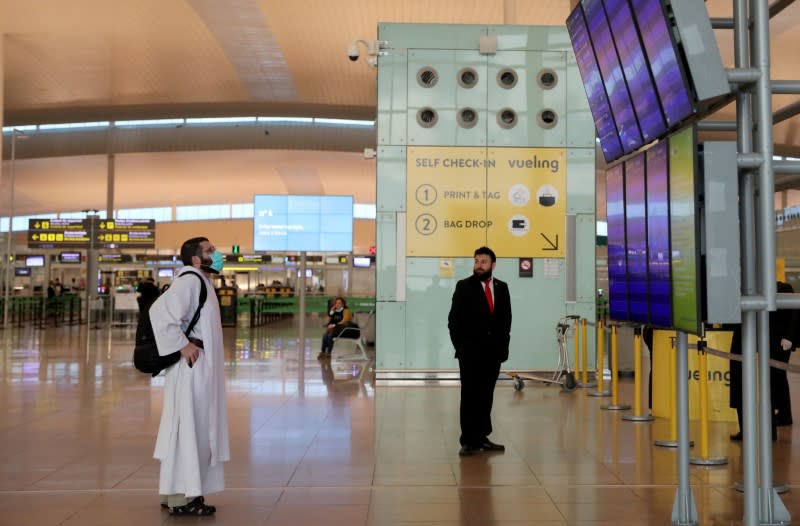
[{"x1": 458, "y1": 354, "x2": 502, "y2": 446}]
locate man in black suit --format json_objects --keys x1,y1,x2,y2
[{"x1": 448, "y1": 246, "x2": 512, "y2": 457}]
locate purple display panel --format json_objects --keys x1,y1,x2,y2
[
  {"x1": 630, "y1": 0, "x2": 694, "y2": 127},
  {"x1": 604, "y1": 0, "x2": 667, "y2": 142},
  {"x1": 584, "y1": 0, "x2": 643, "y2": 154},
  {"x1": 625, "y1": 153, "x2": 648, "y2": 323},
  {"x1": 607, "y1": 163, "x2": 629, "y2": 321},
  {"x1": 646, "y1": 141, "x2": 672, "y2": 328},
  {"x1": 567, "y1": 5, "x2": 624, "y2": 163}
]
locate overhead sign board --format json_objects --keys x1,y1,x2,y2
[
  {"x1": 97, "y1": 219, "x2": 156, "y2": 248},
  {"x1": 28, "y1": 219, "x2": 92, "y2": 248},
  {"x1": 27, "y1": 218, "x2": 156, "y2": 249}
]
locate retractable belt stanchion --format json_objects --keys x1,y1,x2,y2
[
  {"x1": 581, "y1": 319, "x2": 590, "y2": 386},
  {"x1": 602, "y1": 324, "x2": 630, "y2": 411},
  {"x1": 589, "y1": 320, "x2": 610, "y2": 397},
  {"x1": 574, "y1": 317, "x2": 581, "y2": 384},
  {"x1": 655, "y1": 338, "x2": 694, "y2": 448},
  {"x1": 623, "y1": 327, "x2": 654, "y2": 422},
  {"x1": 690, "y1": 340, "x2": 727, "y2": 466}
]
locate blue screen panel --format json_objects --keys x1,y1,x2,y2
[
  {"x1": 567, "y1": 4, "x2": 624, "y2": 163},
  {"x1": 625, "y1": 152, "x2": 648, "y2": 323},
  {"x1": 254, "y1": 195, "x2": 353, "y2": 252},
  {"x1": 630, "y1": 0, "x2": 694, "y2": 127},
  {"x1": 584, "y1": 0, "x2": 643, "y2": 154},
  {"x1": 646, "y1": 141, "x2": 672, "y2": 328},
  {"x1": 604, "y1": 0, "x2": 667, "y2": 143},
  {"x1": 607, "y1": 164, "x2": 629, "y2": 321}
]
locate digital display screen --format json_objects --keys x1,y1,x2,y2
[
  {"x1": 604, "y1": 0, "x2": 667, "y2": 142},
  {"x1": 59, "y1": 252, "x2": 82, "y2": 264},
  {"x1": 253, "y1": 195, "x2": 353, "y2": 252},
  {"x1": 606, "y1": 163, "x2": 629, "y2": 320},
  {"x1": 624, "y1": 152, "x2": 649, "y2": 323},
  {"x1": 157, "y1": 268, "x2": 174, "y2": 278},
  {"x1": 669, "y1": 126, "x2": 702, "y2": 335},
  {"x1": 646, "y1": 141, "x2": 672, "y2": 328},
  {"x1": 25, "y1": 255, "x2": 45, "y2": 267},
  {"x1": 353, "y1": 256, "x2": 371, "y2": 268},
  {"x1": 15, "y1": 267, "x2": 31, "y2": 276},
  {"x1": 567, "y1": 4, "x2": 624, "y2": 163},
  {"x1": 584, "y1": 0, "x2": 643, "y2": 153},
  {"x1": 631, "y1": 0, "x2": 694, "y2": 127}
]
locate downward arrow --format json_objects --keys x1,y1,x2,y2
[{"x1": 541, "y1": 233, "x2": 559, "y2": 251}]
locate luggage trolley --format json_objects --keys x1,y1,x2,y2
[{"x1": 508, "y1": 315, "x2": 579, "y2": 392}]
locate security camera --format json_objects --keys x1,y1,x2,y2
[{"x1": 347, "y1": 42, "x2": 360, "y2": 62}]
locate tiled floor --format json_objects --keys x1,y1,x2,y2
[{"x1": 2, "y1": 317, "x2": 800, "y2": 525}]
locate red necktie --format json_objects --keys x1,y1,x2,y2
[{"x1": 484, "y1": 280, "x2": 494, "y2": 314}]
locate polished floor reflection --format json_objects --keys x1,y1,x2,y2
[{"x1": 2, "y1": 317, "x2": 800, "y2": 525}]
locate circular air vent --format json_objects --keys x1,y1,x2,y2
[
  {"x1": 416, "y1": 108, "x2": 438, "y2": 128},
  {"x1": 537, "y1": 109, "x2": 558, "y2": 129},
  {"x1": 457, "y1": 108, "x2": 479, "y2": 129},
  {"x1": 497, "y1": 68, "x2": 518, "y2": 89},
  {"x1": 496, "y1": 108, "x2": 518, "y2": 129},
  {"x1": 416, "y1": 67, "x2": 439, "y2": 88},
  {"x1": 457, "y1": 67, "x2": 479, "y2": 88},
  {"x1": 537, "y1": 69, "x2": 558, "y2": 89}
]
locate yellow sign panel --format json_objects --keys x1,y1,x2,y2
[
  {"x1": 651, "y1": 329, "x2": 737, "y2": 423},
  {"x1": 487, "y1": 148, "x2": 565, "y2": 257},
  {"x1": 407, "y1": 146, "x2": 566, "y2": 257}
]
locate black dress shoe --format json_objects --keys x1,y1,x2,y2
[
  {"x1": 479, "y1": 440, "x2": 505, "y2": 451},
  {"x1": 458, "y1": 445, "x2": 478, "y2": 457}
]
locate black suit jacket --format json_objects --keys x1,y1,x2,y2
[{"x1": 448, "y1": 274, "x2": 512, "y2": 362}]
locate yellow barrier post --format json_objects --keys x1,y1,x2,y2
[
  {"x1": 623, "y1": 327, "x2": 654, "y2": 422},
  {"x1": 690, "y1": 340, "x2": 727, "y2": 465},
  {"x1": 655, "y1": 338, "x2": 693, "y2": 448},
  {"x1": 574, "y1": 317, "x2": 581, "y2": 382},
  {"x1": 589, "y1": 320, "x2": 610, "y2": 397},
  {"x1": 581, "y1": 319, "x2": 589, "y2": 385},
  {"x1": 602, "y1": 324, "x2": 631, "y2": 411}
]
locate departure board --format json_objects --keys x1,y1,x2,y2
[
  {"x1": 630, "y1": 0, "x2": 694, "y2": 127},
  {"x1": 604, "y1": 0, "x2": 667, "y2": 142},
  {"x1": 566, "y1": 3, "x2": 624, "y2": 163},
  {"x1": 646, "y1": 141, "x2": 672, "y2": 328},
  {"x1": 584, "y1": 0, "x2": 643, "y2": 154},
  {"x1": 624, "y1": 152, "x2": 649, "y2": 323},
  {"x1": 669, "y1": 126, "x2": 702, "y2": 335},
  {"x1": 606, "y1": 163, "x2": 629, "y2": 321}
]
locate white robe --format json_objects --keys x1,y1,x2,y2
[{"x1": 150, "y1": 266, "x2": 230, "y2": 498}]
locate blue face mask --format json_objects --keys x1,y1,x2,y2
[{"x1": 202, "y1": 250, "x2": 225, "y2": 274}]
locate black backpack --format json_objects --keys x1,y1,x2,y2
[{"x1": 133, "y1": 271, "x2": 207, "y2": 376}]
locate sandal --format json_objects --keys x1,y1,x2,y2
[{"x1": 168, "y1": 496, "x2": 216, "y2": 516}]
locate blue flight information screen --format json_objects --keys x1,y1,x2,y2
[
  {"x1": 584, "y1": 0, "x2": 643, "y2": 154},
  {"x1": 253, "y1": 195, "x2": 353, "y2": 252},
  {"x1": 625, "y1": 152, "x2": 649, "y2": 323},
  {"x1": 607, "y1": 163, "x2": 629, "y2": 321},
  {"x1": 604, "y1": 0, "x2": 667, "y2": 143},
  {"x1": 630, "y1": 0, "x2": 694, "y2": 127},
  {"x1": 646, "y1": 141, "x2": 672, "y2": 328},
  {"x1": 567, "y1": 4, "x2": 624, "y2": 163}
]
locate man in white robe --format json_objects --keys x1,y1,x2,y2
[{"x1": 150, "y1": 236, "x2": 230, "y2": 516}]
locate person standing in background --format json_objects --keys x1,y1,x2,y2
[
  {"x1": 771, "y1": 281, "x2": 798, "y2": 427},
  {"x1": 448, "y1": 246, "x2": 512, "y2": 457}
]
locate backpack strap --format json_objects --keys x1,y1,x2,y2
[{"x1": 178, "y1": 271, "x2": 208, "y2": 337}]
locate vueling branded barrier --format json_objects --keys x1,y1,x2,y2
[
  {"x1": 651, "y1": 329, "x2": 737, "y2": 422},
  {"x1": 375, "y1": 24, "x2": 597, "y2": 376}
]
